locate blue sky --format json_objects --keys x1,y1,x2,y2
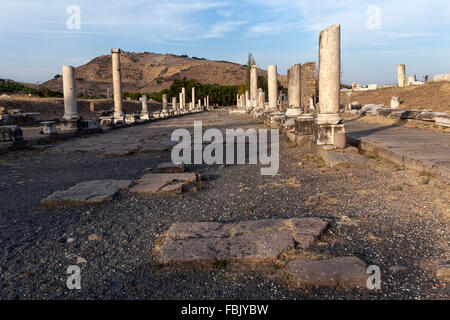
[{"x1": 1, "y1": 0, "x2": 449, "y2": 86}]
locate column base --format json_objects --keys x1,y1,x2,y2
[
  {"x1": 285, "y1": 108, "x2": 303, "y2": 118},
  {"x1": 140, "y1": 113, "x2": 150, "y2": 120},
  {"x1": 313, "y1": 122, "x2": 346, "y2": 149},
  {"x1": 61, "y1": 119, "x2": 80, "y2": 132},
  {"x1": 113, "y1": 113, "x2": 125, "y2": 124}
]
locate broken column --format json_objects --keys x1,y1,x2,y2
[
  {"x1": 397, "y1": 64, "x2": 406, "y2": 88},
  {"x1": 182, "y1": 87, "x2": 186, "y2": 110},
  {"x1": 61, "y1": 65, "x2": 80, "y2": 131},
  {"x1": 314, "y1": 24, "x2": 345, "y2": 148},
  {"x1": 191, "y1": 87, "x2": 195, "y2": 110},
  {"x1": 250, "y1": 63, "x2": 258, "y2": 109},
  {"x1": 285, "y1": 63, "x2": 302, "y2": 117},
  {"x1": 207, "y1": 95, "x2": 210, "y2": 109},
  {"x1": 141, "y1": 95, "x2": 149, "y2": 120},
  {"x1": 111, "y1": 48, "x2": 124, "y2": 124}
]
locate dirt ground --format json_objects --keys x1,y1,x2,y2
[{"x1": 340, "y1": 81, "x2": 450, "y2": 113}]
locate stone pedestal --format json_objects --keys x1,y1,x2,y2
[
  {"x1": 111, "y1": 48, "x2": 124, "y2": 124},
  {"x1": 295, "y1": 116, "x2": 315, "y2": 137},
  {"x1": 313, "y1": 123, "x2": 346, "y2": 149},
  {"x1": 40, "y1": 121, "x2": 57, "y2": 135},
  {"x1": 62, "y1": 66, "x2": 80, "y2": 121},
  {"x1": 61, "y1": 119, "x2": 79, "y2": 132}
]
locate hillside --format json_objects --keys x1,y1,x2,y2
[
  {"x1": 341, "y1": 81, "x2": 450, "y2": 113},
  {"x1": 42, "y1": 52, "x2": 268, "y2": 97}
]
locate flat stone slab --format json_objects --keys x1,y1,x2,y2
[
  {"x1": 155, "y1": 162, "x2": 185, "y2": 173},
  {"x1": 158, "y1": 218, "x2": 330, "y2": 263},
  {"x1": 130, "y1": 172, "x2": 199, "y2": 195},
  {"x1": 287, "y1": 256, "x2": 367, "y2": 288},
  {"x1": 41, "y1": 179, "x2": 132, "y2": 207},
  {"x1": 321, "y1": 151, "x2": 368, "y2": 168},
  {"x1": 346, "y1": 120, "x2": 450, "y2": 182}
]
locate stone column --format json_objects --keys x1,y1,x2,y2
[
  {"x1": 245, "y1": 90, "x2": 249, "y2": 108},
  {"x1": 314, "y1": 24, "x2": 345, "y2": 148},
  {"x1": 179, "y1": 92, "x2": 183, "y2": 111},
  {"x1": 191, "y1": 87, "x2": 195, "y2": 110},
  {"x1": 286, "y1": 63, "x2": 302, "y2": 117},
  {"x1": 182, "y1": 87, "x2": 186, "y2": 109},
  {"x1": 162, "y1": 94, "x2": 168, "y2": 114},
  {"x1": 268, "y1": 65, "x2": 278, "y2": 111},
  {"x1": 141, "y1": 94, "x2": 149, "y2": 120},
  {"x1": 207, "y1": 95, "x2": 209, "y2": 109},
  {"x1": 62, "y1": 65, "x2": 79, "y2": 120},
  {"x1": 111, "y1": 48, "x2": 124, "y2": 123},
  {"x1": 250, "y1": 63, "x2": 258, "y2": 109},
  {"x1": 397, "y1": 64, "x2": 406, "y2": 87},
  {"x1": 172, "y1": 97, "x2": 177, "y2": 113}
]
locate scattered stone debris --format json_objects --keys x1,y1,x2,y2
[
  {"x1": 41, "y1": 179, "x2": 132, "y2": 208},
  {"x1": 155, "y1": 162, "x2": 185, "y2": 173},
  {"x1": 436, "y1": 264, "x2": 450, "y2": 281},
  {"x1": 321, "y1": 150, "x2": 368, "y2": 168},
  {"x1": 287, "y1": 256, "x2": 367, "y2": 288},
  {"x1": 389, "y1": 265, "x2": 409, "y2": 273},
  {"x1": 130, "y1": 172, "x2": 200, "y2": 195},
  {"x1": 88, "y1": 233, "x2": 103, "y2": 241},
  {"x1": 157, "y1": 218, "x2": 330, "y2": 263}
]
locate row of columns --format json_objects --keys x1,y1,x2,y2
[
  {"x1": 238, "y1": 24, "x2": 344, "y2": 148},
  {"x1": 61, "y1": 48, "x2": 210, "y2": 127}
]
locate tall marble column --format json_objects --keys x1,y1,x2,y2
[
  {"x1": 250, "y1": 63, "x2": 258, "y2": 109},
  {"x1": 62, "y1": 65, "x2": 79, "y2": 120},
  {"x1": 191, "y1": 87, "x2": 195, "y2": 110},
  {"x1": 111, "y1": 48, "x2": 124, "y2": 123},
  {"x1": 268, "y1": 65, "x2": 277, "y2": 111},
  {"x1": 162, "y1": 94, "x2": 168, "y2": 114},
  {"x1": 182, "y1": 87, "x2": 186, "y2": 109},
  {"x1": 314, "y1": 24, "x2": 345, "y2": 148}
]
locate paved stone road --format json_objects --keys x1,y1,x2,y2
[
  {"x1": 346, "y1": 119, "x2": 450, "y2": 181},
  {"x1": 0, "y1": 109, "x2": 448, "y2": 299}
]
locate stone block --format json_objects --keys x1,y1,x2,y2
[
  {"x1": 40, "y1": 121, "x2": 57, "y2": 135},
  {"x1": 155, "y1": 162, "x2": 185, "y2": 173},
  {"x1": 41, "y1": 179, "x2": 132, "y2": 208},
  {"x1": 313, "y1": 123, "x2": 346, "y2": 148},
  {"x1": 0, "y1": 125, "x2": 23, "y2": 141},
  {"x1": 287, "y1": 256, "x2": 367, "y2": 288},
  {"x1": 294, "y1": 117, "x2": 315, "y2": 136}
]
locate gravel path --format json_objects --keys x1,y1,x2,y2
[{"x1": 0, "y1": 110, "x2": 448, "y2": 299}]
